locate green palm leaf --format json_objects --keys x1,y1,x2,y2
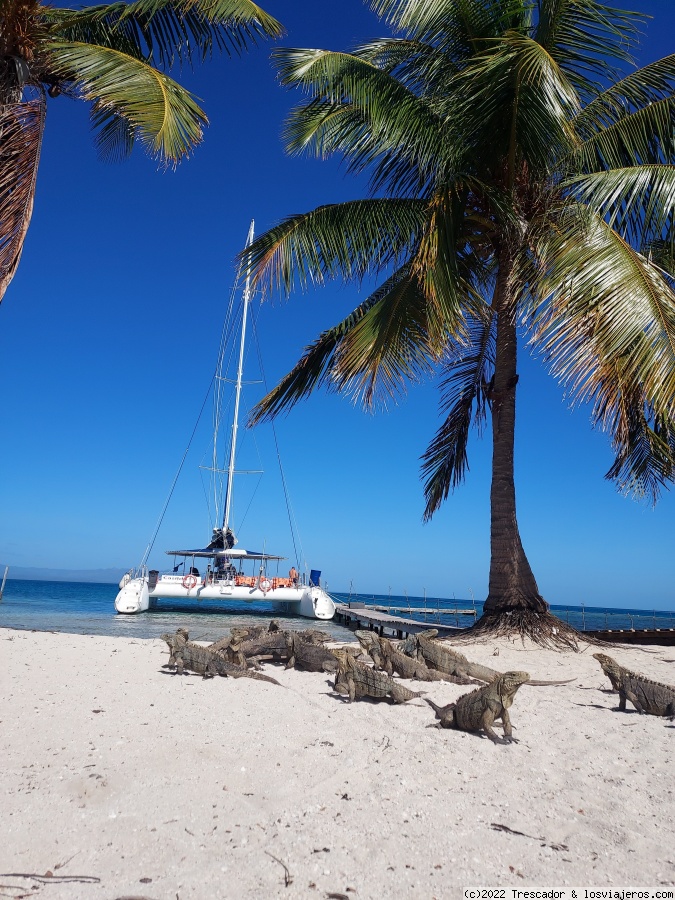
[
  {"x1": 564, "y1": 164, "x2": 675, "y2": 246},
  {"x1": 47, "y1": 41, "x2": 207, "y2": 161},
  {"x1": 249, "y1": 264, "x2": 432, "y2": 420},
  {"x1": 534, "y1": 0, "x2": 643, "y2": 100},
  {"x1": 274, "y1": 47, "x2": 447, "y2": 194},
  {"x1": 531, "y1": 207, "x2": 675, "y2": 424},
  {"x1": 603, "y1": 399, "x2": 675, "y2": 503},
  {"x1": 243, "y1": 199, "x2": 429, "y2": 296},
  {"x1": 46, "y1": 0, "x2": 283, "y2": 68},
  {"x1": 421, "y1": 312, "x2": 495, "y2": 519},
  {"x1": 574, "y1": 54, "x2": 675, "y2": 138},
  {"x1": 449, "y1": 30, "x2": 579, "y2": 179},
  {"x1": 371, "y1": 0, "x2": 528, "y2": 59}
]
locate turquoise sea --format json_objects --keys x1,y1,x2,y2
[{"x1": 1, "y1": 578, "x2": 674, "y2": 640}]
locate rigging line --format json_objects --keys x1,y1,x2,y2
[
  {"x1": 140, "y1": 371, "x2": 217, "y2": 569},
  {"x1": 236, "y1": 472, "x2": 264, "y2": 534},
  {"x1": 249, "y1": 308, "x2": 303, "y2": 572},
  {"x1": 198, "y1": 466, "x2": 213, "y2": 533}
]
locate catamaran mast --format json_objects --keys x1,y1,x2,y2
[{"x1": 222, "y1": 219, "x2": 255, "y2": 532}]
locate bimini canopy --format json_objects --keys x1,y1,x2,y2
[{"x1": 165, "y1": 548, "x2": 285, "y2": 561}]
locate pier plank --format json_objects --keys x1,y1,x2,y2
[{"x1": 334, "y1": 604, "x2": 465, "y2": 638}]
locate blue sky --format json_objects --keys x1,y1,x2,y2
[{"x1": 1, "y1": 0, "x2": 674, "y2": 609}]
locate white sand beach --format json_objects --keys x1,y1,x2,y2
[{"x1": 2, "y1": 628, "x2": 674, "y2": 899}]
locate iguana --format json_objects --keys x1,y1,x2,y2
[
  {"x1": 356, "y1": 631, "x2": 479, "y2": 684},
  {"x1": 161, "y1": 631, "x2": 280, "y2": 685},
  {"x1": 236, "y1": 625, "x2": 329, "y2": 660},
  {"x1": 223, "y1": 630, "x2": 291, "y2": 665},
  {"x1": 425, "y1": 671, "x2": 530, "y2": 744},
  {"x1": 401, "y1": 630, "x2": 503, "y2": 683},
  {"x1": 285, "y1": 633, "x2": 342, "y2": 672},
  {"x1": 593, "y1": 653, "x2": 675, "y2": 718},
  {"x1": 402, "y1": 630, "x2": 574, "y2": 686},
  {"x1": 332, "y1": 648, "x2": 424, "y2": 704},
  {"x1": 208, "y1": 621, "x2": 280, "y2": 657}
]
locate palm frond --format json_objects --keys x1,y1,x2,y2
[
  {"x1": 564, "y1": 164, "x2": 675, "y2": 247},
  {"x1": 371, "y1": 0, "x2": 529, "y2": 61},
  {"x1": 45, "y1": 0, "x2": 283, "y2": 69},
  {"x1": 449, "y1": 30, "x2": 579, "y2": 179},
  {"x1": 242, "y1": 198, "x2": 429, "y2": 297},
  {"x1": 421, "y1": 311, "x2": 495, "y2": 520},
  {"x1": 0, "y1": 97, "x2": 46, "y2": 303},
  {"x1": 91, "y1": 107, "x2": 136, "y2": 161},
  {"x1": 355, "y1": 37, "x2": 459, "y2": 97},
  {"x1": 530, "y1": 206, "x2": 675, "y2": 426},
  {"x1": 574, "y1": 54, "x2": 675, "y2": 139},
  {"x1": 274, "y1": 47, "x2": 447, "y2": 194},
  {"x1": 47, "y1": 41, "x2": 207, "y2": 162},
  {"x1": 249, "y1": 264, "x2": 434, "y2": 420},
  {"x1": 534, "y1": 0, "x2": 643, "y2": 100},
  {"x1": 412, "y1": 185, "x2": 477, "y2": 346},
  {"x1": 603, "y1": 391, "x2": 675, "y2": 503},
  {"x1": 571, "y1": 95, "x2": 675, "y2": 172}
]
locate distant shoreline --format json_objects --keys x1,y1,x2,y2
[{"x1": 1, "y1": 566, "x2": 126, "y2": 584}]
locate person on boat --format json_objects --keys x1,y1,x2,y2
[
  {"x1": 289, "y1": 565, "x2": 298, "y2": 586},
  {"x1": 189, "y1": 566, "x2": 200, "y2": 577}
]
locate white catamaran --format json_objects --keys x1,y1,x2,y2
[{"x1": 115, "y1": 222, "x2": 335, "y2": 620}]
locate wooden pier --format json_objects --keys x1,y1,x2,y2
[
  {"x1": 583, "y1": 628, "x2": 675, "y2": 646},
  {"x1": 334, "y1": 604, "x2": 467, "y2": 638},
  {"x1": 366, "y1": 604, "x2": 476, "y2": 616}
]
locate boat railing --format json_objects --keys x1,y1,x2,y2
[
  {"x1": 156, "y1": 572, "x2": 299, "y2": 590},
  {"x1": 122, "y1": 565, "x2": 147, "y2": 583}
]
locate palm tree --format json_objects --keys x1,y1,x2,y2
[
  {"x1": 0, "y1": 0, "x2": 282, "y2": 301},
  {"x1": 243, "y1": 0, "x2": 675, "y2": 646}
]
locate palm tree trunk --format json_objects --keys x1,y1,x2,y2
[{"x1": 483, "y1": 252, "x2": 548, "y2": 616}]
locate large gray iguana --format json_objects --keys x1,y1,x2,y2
[
  {"x1": 356, "y1": 631, "x2": 479, "y2": 683},
  {"x1": 426, "y1": 671, "x2": 530, "y2": 744},
  {"x1": 401, "y1": 630, "x2": 503, "y2": 682},
  {"x1": 161, "y1": 630, "x2": 280, "y2": 685},
  {"x1": 593, "y1": 653, "x2": 675, "y2": 718},
  {"x1": 332, "y1": 648, "x2": 424, "y2": 704},
  {"x1": 402, "y1": 630, "x2": 574, "y2": 686}
]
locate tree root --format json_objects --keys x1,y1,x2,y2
[{"x1": 449, "y1": 609, "x2": 583, "y2": 651}]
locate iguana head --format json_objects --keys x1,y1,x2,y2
[
  {"x1": 592, "y1": 652, "x2": 620, "y2": 676},
  {"x1": 355, "y1": 631, "x2": 379, "y2": 651},
  {"x1": 399, "y1": 634, "x2": 419, "y2": 657},
  {"x1": 497, "y1": 671, "x2": 530, "y2": 695},
  {"x1": 331, "y1": 647, "x2": 351, "y2": 671}
]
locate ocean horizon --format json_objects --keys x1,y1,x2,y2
[{"x1": 1, "y1": 577, "x2": 673, "y2": 641}]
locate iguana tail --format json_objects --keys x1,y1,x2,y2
[
  {"x1": 424, "y1": 697, "x2": 445, "y2": 716},
  {"x1": 231, "y1": 669, "x2": 281, "y2": 686}
]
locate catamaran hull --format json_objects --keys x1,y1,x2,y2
[{"x1": 114, "y1": 578, "x2": 335, "y2": 619}]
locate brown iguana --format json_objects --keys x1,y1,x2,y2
[
  {"x1": 356, "y1": 631, "x2": 479, "y2": 684},
  {"x1": 332, "y1": 648, "x2": 424, "y2": 704},
  {"x1": 208, "y1": 620, "x2": 281, "y2": 657},
  {"x1": 425, "y1": 671, "x2": 530, "y2": 744},
  {"x1": 402, "y1": 630, "x2": 574, "y2": 686},
  {"x1": 593, "y1": 653, "x2": 675, "y2": 718},
  {"x1": 161, "y1": 631, "x2": 280, "y2": 685},
  {"x1": 401, "y1": 630, "x2": 503, "y2": 683},
  {"x1": 285, "y1": 633, "x2": 342, "y2": 672}
]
